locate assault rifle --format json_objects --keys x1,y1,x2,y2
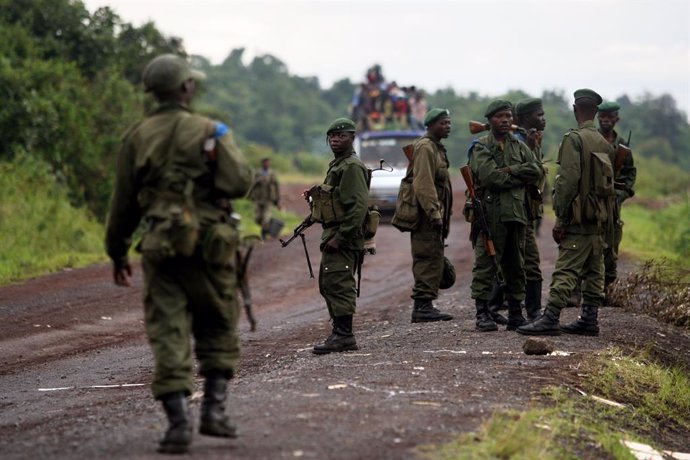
[
  {"x1": 280, "y1": 214, "x2": 315, "y2": 278},
  {"x1": 460, "y1": 165, "x2": 504, "y2": 287},
  {"x1": 402, "y1": 144, "x2": 414, "y2": 163},
  {"x1": 468, "y1": 120, "x2": 518, "y2": 135},
  {"x1": 614, "y1": 143, "x2": 631, "y2": 174}
]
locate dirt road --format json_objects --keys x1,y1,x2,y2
[{"x1": 2, "y1": 182, "x2": 689, "y2": 459}]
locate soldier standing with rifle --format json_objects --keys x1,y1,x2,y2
[
  {"x1": 518, "y1": 89, "x2": 614, "y2": 336},
  {"x1": 598, "y1": 101, "x2": 636, "y2": 301},
  {"x1": 403, "y1": 108, "x2": 455, "y2": 323},
  {"x1": 311, "y1": 118, "x2": 369, "y2": 354},
  {"x1": 105, "y1": 54, "x2": 253, "y2": 453},
  {"x1": 467, "y1": 100, "x2": 543, "y2": 332}
]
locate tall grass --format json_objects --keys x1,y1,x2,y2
[{"x1": 0, "y1": 154, "x2": 106, "y2": 284}]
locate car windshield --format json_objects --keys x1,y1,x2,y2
[{"x1": 359, "y1": 137, "x2": 412, "y2": 169}]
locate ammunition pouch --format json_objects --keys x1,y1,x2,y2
[
  {"x1": 364, "y1": 205, "x2": 381, "y2": 239},
  {"x1": 202, "y1": 221, "x2": 239, "y2": 267},
  {"x1": 391, "y1": 177, "x2": 419, "y2": 232},
  {"x1": 309, "y1": 184, "x2": 345, "y2": 225}
]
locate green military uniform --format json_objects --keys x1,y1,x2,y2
[
  {"x1": 249, "y1": 164, "x2": 280, "y2": 235},
  {"x1": 318, "y1": 148, "x2": 369, "y2": 318},
  {"x1": 410, "y1": 133, "x2": 453, "y2": 300},
  {"x1": 106, "y1": 102, "x2": 252, "y2": 397},
  {"x1": 469, "y1": 132, "x2": 542, "y2": 304},
  {"x1": 598, "y1": 103, "x2": 636, "y2": 284}
]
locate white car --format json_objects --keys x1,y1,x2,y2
[{"x1": 355, "y1": 130, "x2": 424, "y2": 217}]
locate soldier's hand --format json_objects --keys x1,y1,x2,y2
[
  {"x1": 431, "y1": 218, "x2": 444, "y2": 230},
  {"x1": 499, "y1": 166, "x2": 511, "y2": 174},
  {"x1": 113, "y1": 260, "x2": 132, "y2": 287},
  {"x1": 552, "y1": 226, "x2": 567, "y2": 244}
]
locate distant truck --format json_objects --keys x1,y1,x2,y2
[{"x1": 355, "y1": 129, "x2": 424, "y2": 217}]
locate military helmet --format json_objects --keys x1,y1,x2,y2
[
  {"x1": 142, "y1": 54, "x2": 206, "y2": 93},
  {"x1": 439, "y1": 256, "x2": 456, "y2": 290}
]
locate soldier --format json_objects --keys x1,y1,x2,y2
[
  {"x1": 249, "y1": 157, "x2": 281, "y2": 240},
  {"x1": 312, "y1": 118, "x2": 369, "y2": 354},
  {"x1": 468, "y1": 100, "x2": 543, "y2": 332},
  {"x1": 105, "y1": 54, "x2": 253, "y2": 454},
  {"x1": 518, "y1": 89, "x2": 614, "y2": 336},
  {"x1": 598, "y1": 101, "x2": 636, "y2": 301},
  {"x1": 407, "y1": 108, "x2": 454, "y2": 323}
]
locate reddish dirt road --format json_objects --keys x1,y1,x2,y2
[{"x1": 1, "y1": 181, "x2": 689, "y2": 459}]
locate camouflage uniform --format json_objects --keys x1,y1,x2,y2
[{"x1": 468, "y1": 131, "x2": 542, "y2": 328}]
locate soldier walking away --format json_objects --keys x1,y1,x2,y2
[
  {"x1": 518, "y1": 89, "x2": 614, "y2": 337},
  {"x1": 105, "y1": 54, "x2": 253, "y2": 454},
  {"x1": 468, "y1": 100, "x2": 543, "y2": 332},
  {"x1": 312, "y1": 118, "x2": 369, "y2": 354},
  {"x1": 249, "y1": 157, "x2": 281, "y2": 240},
  {"x1": 404, "y1": 108, "x2": 455, "y2": 323}
]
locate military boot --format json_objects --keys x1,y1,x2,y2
[
  {"x1": 516, "y1": 307, "x2": 561, "y2": 336},
  {"x1": 200, "y1": 373, "x2": 237, "y2": 438},
  {"x1": 411, "y1": 299, "x2": 453, "y2": 323},
  {"x1": 560, "y1": 305, "x2": 599, "y2": 336},
  {"x1": 506, "y1": 299, "x2": 526, "y2": 331},
  {"x1": 158, "y1": 392, "x2": 193, "y2": 454},
  {"x1": 475, "y1": 300, "x2": 498, "y2": 332},
  {"x1": 488, "y1": 283, "x2": 508, "y2": 325},
  {"x1": 524, "y1": 281, "x2": 542, "y2": 321},
  {"x1": 313, "y1": 315, "x2": 358, "y2": 354}
]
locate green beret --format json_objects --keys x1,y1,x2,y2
[
  {"x1": 573, "y1": 88, "x2": 603, "y2": 105},
  {"x1": 423, "y1": 108, "x2": 450, "y2": 126},
  {"x1": 484, "y1": 100, "x2": 513, "y2": 118},
  {"x1": 143, "y1": 54, "x2": 206, "y2": 93},
  {"x1": 326, "y1": 118, "x2": 356, "y2": 134},
  {"x1": 598, "y1": 101, "x2": 621, "y2": 113},
  {"x1": 515, "y1": 98, "x2": 543, "y2": 116}
]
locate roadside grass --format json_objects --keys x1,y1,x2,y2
[{"x1": 417, "y1": 348, "x2": 690, "y2": 460}]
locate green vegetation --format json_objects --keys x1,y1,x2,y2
[{"x1": 418, "y1": 348, "x2": 690, "y2": 459}]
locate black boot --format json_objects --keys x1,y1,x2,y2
[
  {"x1": 158, "y1": 392, "x2": 192, "y2": 454},
  {"x1": 516, "y1": 307, "x2": 561, "y2": 336},
  {"x1": 313, "y1": 315, "x2": 358, "y2": 354},
  {"x1": 524, "y1": 281, "x2": 542, "y2": 321},
  {"x1": 560, "y1": 305, "x2": 599, "y2": 336},
  {"x1": 475, "y1": 300, "x2": 498, "y2": 332},
  {"x1": 200, "y1": 373, "x2": 237, "y2": 438},
  {"x1": 506, "y1": 299, "x2": 526, "y2": 331},
  {"x1": 488, "y1": 283, "x2": 508, "y2": 324},
  {"x1": 411, "y1": 299, "x2": 453, "y2": 323}
]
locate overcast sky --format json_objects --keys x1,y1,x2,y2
[{"x1": 83, "y1": 0, "x2": 690, "y2": 117}]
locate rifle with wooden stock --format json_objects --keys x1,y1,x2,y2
[
  {"x1": 460, "y1": 165, "x2": 504, "y2": 287},
  {"x1": 468, "y1": 120, "x2": 518, "y2": 135}
]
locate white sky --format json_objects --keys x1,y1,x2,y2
[{"x1": 83, "y1": 0, "x2": 690, "y2": 117}]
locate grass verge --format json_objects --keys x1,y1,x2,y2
[{"x1": 417, "y1": 348, "x2": 690, "y2": 459}]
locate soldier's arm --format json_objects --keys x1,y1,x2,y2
[
  {"x1": 506, "y1": 144, "x2": 543, "y2": 185},
  {"x1": 105, "y1": 133, "x2": 142, "y2": 266},
  {"x1": 214, "y1": 131, "x2": 254, "y2": 198},
  {"x1": 335, "y1": 163, "x2": 369, "y2": 247},
  {"x1": 412, "y1": 141, "x2": 442, "y2": 221},
  {"x1": 271, "y1": 173, "x2": 281, "y2": 206},
  {"x1": 471, "y1": 142, "x2": 523, "y2": 191},
  {"x1": 553, "y1": 134, "x2": 581, "y2": 226},
  {"x1": 616, "y1": 150, "x2": 637, "y2": 200}
]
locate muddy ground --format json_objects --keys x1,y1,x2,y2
[{"x1": 1, "y1": 181, "x2": 689, "y2": 459}]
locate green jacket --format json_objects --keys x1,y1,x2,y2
[
  {"x1": 600, "y1": 128, "x2": 636, "y2": 204},
  {"x1": 410, "y1": 134, "x2": 453, "y2": 227},
  {"x1": 468, "y1": 132, "x2": 542, "y2": 225},
  {"x1": 554, "y1": 120, "x2": 613, "y2": 230},
  {"x1": 105, "y1": 104, "x2": 253, "y2": 265},
  {"x1": 320, "y1": 148, "x2": 369, "y2": 251}
]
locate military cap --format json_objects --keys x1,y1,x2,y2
[
  {"x1": 326, "y1": 118, "x2": 356, "y2": 134},
  {"x1": 484, "y1": 100, "x2": 513, "y2": 118},
  {"x1": 573, "y1": 88, "x2": 603, "y2": 105},
  {"x1": 440, "y1": 256, "x2": 456, "y2": 289},
  {"x1": 515, "y1": 98, "x2": 543, "y2": 116},
  {"x1": 423, "y1": 108, "x2": 450, "y2": 126},
  {"x1": 142, "y1": 54, "x2": 206, "y2": 93},
  {"x1": 598, "y1": 101, "x2": 621, "y2": 113}
]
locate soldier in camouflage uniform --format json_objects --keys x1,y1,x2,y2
[
  {"x1": 312, "y1": 118, "x2": 369, "y2": 354},
  {"x1": 518, "y1": 89, "x2": 614, "y2": 336},
  {"x1": 105, "y1": 54, "x2": 253, "y2": 454},
  {"x1": 408, "y1": 108, "x2": 455, "y2": 323},
  {"x1": 249, "y1": 157, "x2": 280, "y2": 240},
  {"x1": 598, "y1": 101, "x2": 636, "y2": 299},
  {"x1": 468, "y1": 100, "x2": 543, "y2": 332}
]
